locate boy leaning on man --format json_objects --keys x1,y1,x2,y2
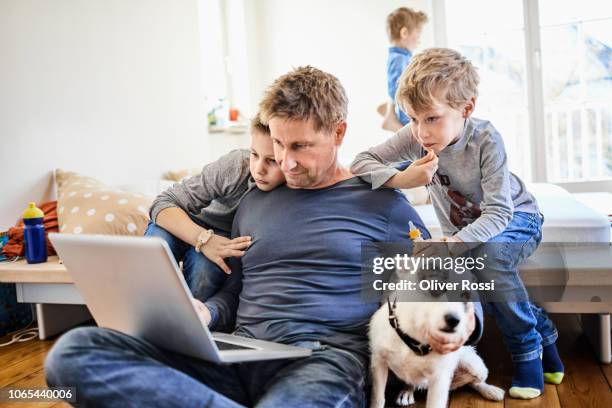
[{"x1": 352, "y1": 47, "x2": 564, "y2": 400}]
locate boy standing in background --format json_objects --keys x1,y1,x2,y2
[{"x1": 382, "y1": 7, "x2": 428, "y2": 132}]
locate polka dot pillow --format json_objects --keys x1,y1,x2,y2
[{"x1": 55, "y1": 169, "x2": 152, "y2": 236}]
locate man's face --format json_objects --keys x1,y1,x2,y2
[
  {"x1": 404, "y1": 95, "x2": 475, "y2": 154},
  {"x1": 268, "y1": 118, "x2": 344, "y2": 189}
]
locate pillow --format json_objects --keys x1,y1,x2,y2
[
  {"x1": 55, "y1": 169, "x2": 152, "y2": 236},
  {"x1": 163, "y1": 167, "x2": 201, "y2": 182}
]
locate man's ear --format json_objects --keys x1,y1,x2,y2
[
  {"x1": 463, "y1": 97, "x2": 476, "y2": 118},
  {"x1": 400, "y1": 27, "x2": 409, "y2": 39},
  {"x1": 334, "y1": 121, "x2": 347, "y2": 146}
]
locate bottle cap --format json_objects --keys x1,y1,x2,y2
[
  {"x1": 408, "y1": 221, "x2": 422, "y2": 240},
  {"x1": 22, "y1": 202, "x2": 44, "y2": 219}
]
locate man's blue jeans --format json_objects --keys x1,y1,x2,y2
[
  {"x1": 45, "y1": 326, "x2": 367, "y2": 407},
  {"x1": 471, "y1": 211, "x2": 558, "y2": 362},
  {"x1": 144, "y1": 221, "x2": 227, "y2": 302}
]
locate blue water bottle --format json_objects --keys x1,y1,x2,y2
[{"x1": 23, "y1": 202, "x2": 47, "y2": 264}]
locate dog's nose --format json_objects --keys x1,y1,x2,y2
[{"x1": 444, "y1": 313, "x2": 460, "y2": 329}]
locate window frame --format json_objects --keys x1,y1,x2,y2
[{"x1": 432, "y1": 0, "x2": 612, "y2": 192}]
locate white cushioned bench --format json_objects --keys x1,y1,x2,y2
[{"x1": 412, "y1": 183, "x2": 612, "y2": 363}]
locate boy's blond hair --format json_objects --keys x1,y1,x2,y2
[
  {"x1": 250, "y1": 112, "x2": 270, "y2": 136},
  {"x1": 387, "y1": 7, "x2": 428, "y2": 42},
  {"x1": 259, "y1": 66, "x2": 348, "y2": 133},
  {"x1": 396, "y1": 47, "x2": 479, "y2": 114}
]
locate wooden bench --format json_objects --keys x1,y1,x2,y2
[{"x1": 0, "y1": 256, "x2": 91, "y2": 339}]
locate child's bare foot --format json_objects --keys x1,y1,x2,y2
[{"x1": 381, "y1": 102, "x2": 404, "y2": 132}]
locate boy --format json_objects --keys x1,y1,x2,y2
[
  {"x1": 351, "y1": 48, "x2": 564, "y2": 399},
  {"x1": 147, "y1": 114, "x2": 285, "y2": 301},
  {"x1": 382, "y1": 7, "x2": 428, "y2": 132}
]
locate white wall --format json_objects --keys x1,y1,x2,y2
[
  {"x1": 242, "y1": 0, "x2": 434, "y2": 163},
  {"x1": 0, "y1": 0, "x2": 208, "y2": 229}
]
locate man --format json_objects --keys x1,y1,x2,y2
[{"x1": 45, "y1": 66, "x2": 482, "y2": 407}]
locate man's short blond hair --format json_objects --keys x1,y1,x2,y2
[
  {"x1": 250, "y1": 112, "x2": 270, "y2": 136},
  {"x1": 396, "y1": 48, "x2": 479, "y2": 114},
  {"x1": 387, "y1": 7, "x2": 428, "y2": 42},
  {"x1": 259, "y1": 66, "x2": 348, "y2": 133}
]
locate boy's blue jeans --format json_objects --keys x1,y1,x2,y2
[
  {"x1": 144, "y1": 221, "x2": 227, "y2": 302},
  {"x1": 471, "y1": 211, "x2": 558, "y2": 362},
  {"x1": 45, "y1": 326, "x2": 367, "y2": 407}
]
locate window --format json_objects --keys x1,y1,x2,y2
[
  {"x1": 539, "y1": 0, "x2": 612, "y2": 182},
  {"x1": 197, "y1": 0, "x2": 251, "y2": 128},
  {"x1": 445, "y1": 0, "x2": 530, "y2": 180},
  {"x1": 198, "y1": 0, "x2": 228, "y2": 107},
  {"x1": 440, "y1": 0, "x2": 612, "y2": 185}
]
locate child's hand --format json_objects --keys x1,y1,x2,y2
[
  {"x1": 412, "y1": 236, "x2": 450, "y2": 258},
  {"x1": 397, "y1": 150, "x2": 438, "y2": 188},
  {"x1": 201, "y1": 234, "x2": 252, "y2": 274}
]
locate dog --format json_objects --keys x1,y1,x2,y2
[{"x1": 369, "y1": 299, "x2": 504, "y2": 408}]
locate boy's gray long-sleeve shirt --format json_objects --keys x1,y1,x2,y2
[
  {"x1": 149, "y1": 149, "x2": 255, "y2": 235},
  {"x1": 351, "y1": 117, "x2": 539, "y2": 246}
]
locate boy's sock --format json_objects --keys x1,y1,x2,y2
[
  {"x1": 509, "y1": 357, "x2": 544, "y2": 399},
  {"x1": 542, "y1": 343, "x2": 564, "y2": 384}
]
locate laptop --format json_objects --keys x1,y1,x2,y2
[{"x1": 49, "y1": 233, "x2": 311, "y2": 363}]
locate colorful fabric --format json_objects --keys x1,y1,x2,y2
[{"x1": 1, "y1": 201, "x2": 58, "y2": 258}]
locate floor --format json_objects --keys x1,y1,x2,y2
[
  {"x1": 0, "y1": 314, "x2": 610, "y2": 407},
  {"x1": 0, "y1": 333, "x2": 69, "y2": 408}
]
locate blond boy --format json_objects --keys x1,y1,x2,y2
[
  {"x1": 383, "y1": 7, "x2": 428, "y2": 131},
  {"x1": 147, "y1": 114, "x2": 284, "y2": 301},
  {"x1": 352, "y1": 48, "x2": 564, "y2": 399}
]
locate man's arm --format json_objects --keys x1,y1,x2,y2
[
  {"x1": 467, "y1": 302, "x2": 484, "y2": 345},
  {"x1": 203, "y1": 257, "x2": 243, "y2": 332}
]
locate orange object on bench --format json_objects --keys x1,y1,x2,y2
[{"x1": 2, "y1": 201, "x2": 58, "y2": 258}]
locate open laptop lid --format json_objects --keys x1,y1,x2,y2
[{"x1": 49, "y1": 233, "x2": 222, "y2": 362}]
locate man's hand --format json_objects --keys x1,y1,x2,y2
[
  {"x1": 412, "y1": 236, "x2": 450, "y2": 258},
  {"x1": 397, "y1": 150, "x2": 439, "y2": 188},
  {"x1": 412, "y1": 235, "x2": 469, "y2": 258},
  {"x1": 428, "y1": 303, "x2": 476, "y2": 354},
  {"x1": 191, "y1": 298, "x2": 212, "y2": 326},
  {"x1": 201, "y1": 234, "x2": 251, "y2": 274}
]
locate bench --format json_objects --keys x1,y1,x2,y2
[
  {"x1": 0, "y1": 256, "x2": 91, "y2": 339},
  {"x1": 413, "y1": 184, "x2": 612, "y2": 363}
]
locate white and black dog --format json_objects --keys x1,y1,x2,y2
[{"x1": 369, "y1": 299, "x2": 504, "y2": 408}]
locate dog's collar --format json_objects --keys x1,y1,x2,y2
[{"x1": 387, "y1": 298, "x2": 432, "y2": 357}]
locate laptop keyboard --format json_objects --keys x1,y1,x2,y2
[{"x1": 215, "y1": 340, "x2": 256, "y2": 351}]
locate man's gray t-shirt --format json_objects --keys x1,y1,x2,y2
[
  {"x1": 149, "y1": 149, "x2": 255, "y2": 235},
  {"x1": 351, "y1": 117, "x2": 539, "y2": 246}
]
